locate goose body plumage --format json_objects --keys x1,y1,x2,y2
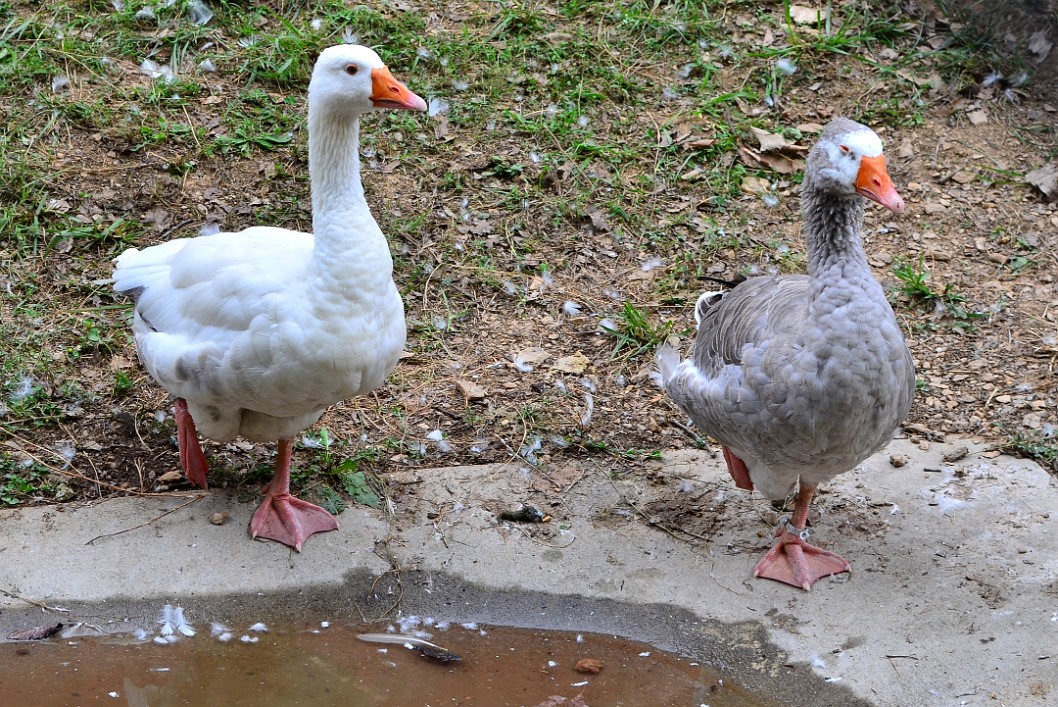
[
  {"x1": 113, "y1": 44, "x2": 426, "y2": 550},
  {"x1": 659, "y1": 117, "x2": 915, "y2": 589}
]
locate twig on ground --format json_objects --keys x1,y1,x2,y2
[{"x1": 85, "y1": 494, "x2": 206, "y2": 545}]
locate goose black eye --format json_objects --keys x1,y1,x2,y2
[{"x1": 345, "y1": 64, "x2": 358, "y2": 76}]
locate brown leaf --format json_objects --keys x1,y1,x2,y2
[
  {"x1": 8, "y1": 623, "x2": 63, "y2": 641},
  {"x1": 737, "y1": 145, "x2": 768, "y2": 171},
  {"x1": 157, "y1": 470, "x2": 183, "y2": 483},
  {"x1": 1026, "y1": 161, "x2": 1058, "y2": 202},
  {"x1": 757, "y1": 152, "x2": 803, "y2": 175},
  {"x1": 531, "y1": 696, "x2": 587, "y2": 707},
  {"x1": 587, "y1": 208, "x2": 611, "y2": 232},
  {"x1": 750, "y1": 126, "x2": 792, "y2": 152},
  {"x1": 740, "y1": 176, "x2": 770, "y2": 195}
]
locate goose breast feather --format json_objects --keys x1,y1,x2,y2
[
  {"x1": 669, "y1": 274, "x2": 912, "y2": 493},
  {"x1": 113, "y1": 225, "x2": 405, "y2": 441}
]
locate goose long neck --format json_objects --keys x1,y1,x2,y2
[
  {"x1": 801, "y1": 181, "x2": 868, "y2": 279},
  {"x1": 306, "y1": 105, "x2": 394, "y2": 303},
  {"x1": 308, "y1": 109, "x2": 368, "y2": 235}
]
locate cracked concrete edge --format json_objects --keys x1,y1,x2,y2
[{"x1": 2, "y1": 435, "x2": 1056, "y2": 707}]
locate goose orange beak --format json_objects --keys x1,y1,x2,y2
[
  {"x1": 370, "y1": 67, "x2": 427, "y2": 111},
  {"x1": 856, "y1": 155, "x2": 905, "y2": 214}
]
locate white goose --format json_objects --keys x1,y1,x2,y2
[
  {"x1": 113, "y1": 45, "x2": 426, "y2": 551},
  {"x1": 659, "y1": 117, "x2": 914, "y2": 590}
]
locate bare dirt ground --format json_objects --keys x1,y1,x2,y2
[{"x1": 1, "y1": 0, "x2": 1056, "y2": 518}]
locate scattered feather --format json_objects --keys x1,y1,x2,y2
[
  {"x1": 342, "y1": 28, "x2": 358, "y2": 44},
  {"x1": 641, "y1": 257, "x2": 663, "y2": 272},
  {"x1": 519, "y1": 435, "x2": 542, "y2": 464},
  {"x1": 157, "y1": 604, "x2": 175, "y2": 636},
  {"x1": 427, "y1": 97, "x2": 450, "y2": 117},
  {"x1": 558, "y1": 298, "x2": 584, "y2": 315},
  {"x1": 187, "y1": 0, "x2": 213, "y2": 25},
  {"x1": 197, "y1": 59, "x2": 216, "y2": 73},
  {"x1": 310, "y1": 18, "x2": 323, "y2": 31},
  {"x1": 775, "y1": 58, "x2": 797, "y2": 75},
  {"x1": 172, "y1": 607, "x2": 194, "y2": 636},
  {"x1": 982, "y1": 70, "x2": 1003, "y2": 88},
  {"x1": 579, "y1": 392, "x2": 594, "y2": 427},
  {"x1": 248, "y1": 622, "x2": 268, "y2": 632},
  {"x1": 139, "y1": 59, "x2": 174, "y2": 83},
  {"x1": 426, "y1": 429, "x2": 451, "y2": 452},
  {"x1": 51, "y1": 74, "x2": 70, "y2": 93},
  {"x1": 52, "y1": 439, "x2": 76, "y2": 468},
  {"x1": 9, "y1": 376, "x2": 37, "y2": 402}
]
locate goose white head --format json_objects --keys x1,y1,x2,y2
[
  {"x1": 809, "y1": 117, "x2": 904, "y2": 214},
  {"x1": 309, "y1": 44, "x2": 427, "y2": 115}
]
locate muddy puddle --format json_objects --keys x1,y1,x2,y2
[{"x1": 1, "y1": 619, "x2": 769, "y2": 706}]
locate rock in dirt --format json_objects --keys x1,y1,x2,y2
[
  {"x1": 575, "y1": 657, "x2": 604, "y2": 674},
  {"x1": 456, "y1": 379, "x2": 488, "y2": 400}
]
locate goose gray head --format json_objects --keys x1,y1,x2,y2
[{"x1": 807, "y1": 117, "x2": 904, "y2": 214}]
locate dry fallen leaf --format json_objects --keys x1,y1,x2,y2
[
  {"x1": 8, "y1": 623, "x2": 63, "y2": 641},
  {"x1": 750, "y1": 126, "x2": 793, "y2": 152},
  {"x1": 1025, "y1": 161, "x2": 1058, "y2": 202},
  {"x1": 740, "y1": 175, "x2": 771, "y2": 195},
  {"x1": 757, "y1": 152, "x2": 803, "y2": 175},
  {"x1": 157, "y1": 470, "x2": 184, "y2": 483},
  {"x1": 531, "y1": 696, "x2": 587, "y2": 707}
]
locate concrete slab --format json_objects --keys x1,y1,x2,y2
[{"x1": 1, "y1": 436, "x2": 1055, "y2": 706}]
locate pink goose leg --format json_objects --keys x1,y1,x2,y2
[
  {"x1": 174, "y1": 398, "x2": 209, "y2": 488},
  {"x1": 752, "y1": 482, "x2": 851, "y2": 591},
  {"x1": 250, "y1": 438, "x2": 339, "y2": 551}
]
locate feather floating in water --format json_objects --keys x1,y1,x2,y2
[{"x1": 357, "y1": 633, "x2": 462, "y2": 663}]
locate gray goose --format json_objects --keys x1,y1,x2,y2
[{"x1": 658, "y1": 117, "x2": 914, "y2": 590}]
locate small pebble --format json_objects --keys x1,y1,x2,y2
[
  {"x1": 889, "y1": 454, "x2": 908, "y2": 468},
  {"x1": 209, "y1": 512, "x2": 229, "y2": 526},
  {"x1": 575, "y1": 658, "x2": 603, "y2": 674}
]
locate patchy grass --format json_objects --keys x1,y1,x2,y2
[{"x1": 1, "y1": 0, "x2": 1057, "y2": 508}]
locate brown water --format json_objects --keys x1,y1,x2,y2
[{"x1": 0, "y1": 622, "x2": 768, "y2": 706}]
